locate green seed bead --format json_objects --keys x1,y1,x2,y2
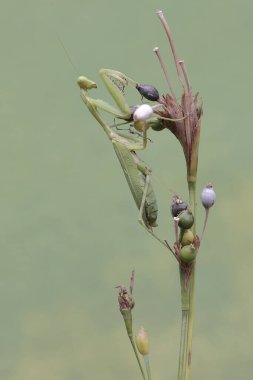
[
  {"x1": 180, "y1": 244, "x2": 196, "y2": 263},
  {"x1": 181, "y1": 229, "x2": 194, "y2": 246},
  {"x1": 150, "y1": 119, "x2": 165, "y2": 131},
  {"x1": 178, "y1": 210, "x2": 194, "y2": 229}
]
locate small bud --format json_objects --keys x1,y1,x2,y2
[
  {"x1": 136, "y1": 84, "x2": 160, "y2": 101},
  {"x1": 178, "y1": 209, "x2": 194, "y2": 229},
  {"x1": 133, "y1": 104, "x2": 154, "y2": 121},
  {"x1": 171, "y1": 196, "x2": 188, "y2": 217},
  {"x1": 180, "y1": 244, "x2": 196, "y2": 263},
  {"x1": 117, "y1": 272, "x2": 135, "y2": 337},
  {"x1": 201, "y1": 183, "x2": 216, "y2": 209},
  {"x1": 117, "y1": 286, "x2": 134, "y2": 336},
  {"x1": 117, "y1": 286, "x2": 135, "y2": 313},
  {"x1": 180, "y1": 229, "x2": 194, "y2": 246},
  {"x1": 135, "y1": 326, "x2": 150, "y2": 355},
  {"x1": 77, "y1": 76, "x2": 97, "y2": 90}
]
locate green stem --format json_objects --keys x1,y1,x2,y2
[
  {"x1": 177, "y1": 180, "x2": 197, "y2": 380},
  {"x1": 144, "y1": 355, "x2": 152, "y2": 380},
  {"x1": 188, "y1": 180, "x2": 197, "y2": 234},
  {"x1": 185, "y1": 180, "x2": 197, "y2": 380},
  {"x1": 128, "y1": 335, "x2": 147, "y2": 380},
  {"x1": 178, "y1": 266, "x2": 190, "y2": 380},
  {"x1": 185, "y1": 265, "x2": 195, "y2": 380}
]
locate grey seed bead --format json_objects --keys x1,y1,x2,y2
[{"x1": 201, "y1": 183, "x2": 216, "y2": 209}]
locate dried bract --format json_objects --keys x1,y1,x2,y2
[{"x1": 155, "y1": 11, "x2": 203, "y2": 181}]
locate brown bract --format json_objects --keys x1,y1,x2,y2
[
  {"x1": 158, "y1": 90, "x2": 202, "y2": 181},
  {"x1": 117, "y1": 286, "x2": 135, "y2": 313},
  {"x1": 117, "y1": 270, "x2": 135, "y2": 314}
]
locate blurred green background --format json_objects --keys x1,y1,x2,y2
[{"x1": 0, "y1": 0, "x2": 252, "y2": 379}]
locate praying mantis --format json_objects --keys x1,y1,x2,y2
[{"x1": 77, "y1": 69, "x2": 168, "y2": 245}]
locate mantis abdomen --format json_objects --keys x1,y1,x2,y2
[{"x1": 112, "y1": 141, "x2": 158, "y2": 228}]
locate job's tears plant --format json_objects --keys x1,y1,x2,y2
[{"x1": 78, "y1": 10, "x2": 216, "y2": 380}]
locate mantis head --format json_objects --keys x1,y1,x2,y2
[{"x1": 77, "y1": 76, "x2": 97, "y2": 90}]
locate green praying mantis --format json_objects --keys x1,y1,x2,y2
[{"x1": 77, "y1": 69, "x2": 174, "y2": 246}]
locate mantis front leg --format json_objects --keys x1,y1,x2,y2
[{"x1": 78, "y1": 76, "x2": 149, "y2": 151}]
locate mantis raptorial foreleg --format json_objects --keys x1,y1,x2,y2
[
  {"x1": 78, "y1": 74, "x2": 151, "y2": 151},
  {"x1": 78, "y1": 69, "x2": 165, "y2": 150}
]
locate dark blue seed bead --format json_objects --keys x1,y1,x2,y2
[
  {"x1": 171, "y1": 197, "x2": 188, "y2": 217},
  {"x1": 136, "y1": 84, "x2": 159, "y2": 101}
]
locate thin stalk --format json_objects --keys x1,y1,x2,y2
[
  {"x1": 200, "y1": 208, "x2": 209, "y2": 242},
  {"x1": 153, "y1": 46, "x2": 177, "y2": 100},
  {"x1": 174, "y1": 217, "x2": 180, "y2": 249},
  {"x1": 143, "y1": 355, "x2": 152, "y2": 380},
  {"x1": 156, "y1": 10, "x2": 185, "y2": 90},
  {"x1": 128, "y1": 335, "x2": 147, "y2": 380}
]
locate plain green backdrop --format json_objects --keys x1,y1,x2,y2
[{"x1": 0, "y1": 0, "x2": 252, "y2": 379}]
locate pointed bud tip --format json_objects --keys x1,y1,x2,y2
[{"x1": 135, "y1": 326, "x2": 150, "y2": 356}]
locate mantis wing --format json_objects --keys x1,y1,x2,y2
[{"x1": 112, "y1": 141, "x2": 158, "y2": 228}]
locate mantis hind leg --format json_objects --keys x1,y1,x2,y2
[{"x1": 138, "y1": 174, "x2": 168, "y2": 249}]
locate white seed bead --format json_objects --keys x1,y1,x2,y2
[{"x1": 133, "y1": 104, "x2": 154, "y2": 121}]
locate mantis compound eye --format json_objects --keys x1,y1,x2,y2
[
  {"x1": 126, "y1": 105, "x2": 138, "y2": 121},
  {"x1": 136, "y1": 84, "x2": 160, "y2": 101}
]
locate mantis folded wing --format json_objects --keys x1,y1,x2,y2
[{"x1": 112, "y1": 139, "x2": 158, "y2": 228}]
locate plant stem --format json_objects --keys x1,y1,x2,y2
[
  {"x1": 188, "y1": 180, "x2": 197, "y2": 234},
  {"x1": 185, "y1": 180, "x2": 197, "y2": 380},
  {"x1": 144, "y1": 355, "x2": 152, "y2": 380},
  {"x1": 178, "y1": 266, "x2": 190, "y2": 380},
  {"x1": 184, "y1": 265, "x2": 195, "y2": 380},
  {"x1": 177, "y1": 180, "x2": 196, "y2": 380},
  {"x1": 128, "y1": 335, "x2": 147, "y2": 380}
]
